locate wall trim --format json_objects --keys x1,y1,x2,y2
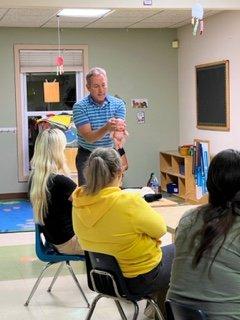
[{"x1": 0, "y1": 193, "x2": 28, "y2": 200}]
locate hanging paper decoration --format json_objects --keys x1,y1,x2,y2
[
  {"x1": 191, "y1": 3, "x2": 204, "y2": 36},
  {"x1": 56, "y1": 15, "x2": 64, "y2": 75},
  {"x1": 43, "y1": 79, "x2": 60, "y2": 103},
  {"x1": 56, "y1": 55, "x2": 64, "y2": 75}
]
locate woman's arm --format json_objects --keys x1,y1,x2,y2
[{"x1": 130, "y1": 194, "x2": 167, "y2": 239}]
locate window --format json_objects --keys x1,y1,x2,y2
[
  {"x1": 14, "y1": 45, "x2": 88, "y2": 181},
  {"x1": 27, "y1": 72, "x2": 77, "y2": 112}
]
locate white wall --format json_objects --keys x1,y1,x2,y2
[{"x1": 178, "y1": 11, "x2": 240, "y2": 155}]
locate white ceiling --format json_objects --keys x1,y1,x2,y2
[
  {"x1": 0, "y1": 0, "x2": 237, "y2": 29},
  {"x1": 0, "y1": 7, "x2": 223, "y2": 29}
]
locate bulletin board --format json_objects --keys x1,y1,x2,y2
[{"x1": 196, "y1": 60, "x2": 229, "y2": 131}]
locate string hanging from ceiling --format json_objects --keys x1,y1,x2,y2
[{"x1": 56, "y1": 15, "x2": 64, "y2": 75}]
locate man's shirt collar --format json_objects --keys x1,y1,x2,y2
[{"x1": 88, "y1": 94, "x2": 110, "y2": 107}]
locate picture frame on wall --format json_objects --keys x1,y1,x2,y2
[
  {"x1": 136, "y1": 111, "x2": 145, "y2": 124},
  {"x1": 131, "y1": 98, "x2": 148, "y2": 108}
]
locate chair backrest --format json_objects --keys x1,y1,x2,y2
[
  {"x1": 35, "y1": 224, "x2": 85, "y2": 263},
  {"x1": 85, "y1": 251, "x2": 138, "y2": 300},
  {"x1": 35, "y1": 224, "x2": 60, "y2": 262},
  {"x1": 165, "y1": 299, "x2": 208, "y2": 320}
]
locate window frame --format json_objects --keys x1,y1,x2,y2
[{"x1": 14, "y1": 44, "x2": 88, "y2": 181}]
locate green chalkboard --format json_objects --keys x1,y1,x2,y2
[{"x1": 196, "y1": 60, "x2": 229, "y2": 131}]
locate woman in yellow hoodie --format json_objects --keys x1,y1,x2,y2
[{"x1": 72, "y1": 147, "x2": 175, "y2": 315}]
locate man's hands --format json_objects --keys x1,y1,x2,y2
[
  {"x1": 105, "y1": 118, "x2": 118, "y2": 132},
  {"x1": 78, "y1": 118, "x2": 124, "y2": 143},
  {"x1": 109, "y1": 118, "x2": 128, "y2": 149}
]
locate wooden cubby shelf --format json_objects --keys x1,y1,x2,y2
[{"x1": 159, "y1": 150, "x2": 207, "y2": 204}]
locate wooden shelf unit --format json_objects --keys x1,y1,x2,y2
[{"x1": 160, "y1": 150, "x2": 207, "y2": 204}]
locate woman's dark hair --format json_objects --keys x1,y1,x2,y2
[{"x1": 192, "y1": 149, "x2": 240, "y2": 268}]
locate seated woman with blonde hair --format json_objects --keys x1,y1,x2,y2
[
  {"x1": 29, "y1": 128, "x2": 82, "y2": 255},
  {"x1": 72, "y1": 147, "x2": 174, "y2": 316}
]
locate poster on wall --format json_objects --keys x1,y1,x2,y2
[
  {"x1": 136, "y1": 111, "x2": 145, "y2": 124},
  {"x1": 131, "y1": 98, "x2": 148, "y2": 108}
]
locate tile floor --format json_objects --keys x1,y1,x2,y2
[{"x1": 0, "y1": 231, "x2": 172, "y2": 320}]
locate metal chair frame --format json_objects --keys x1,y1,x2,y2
[
  {"x1": 85, "y1": 251, "x2": 165, "y2": 320},
  {"x1": 24, "y1": 224, "x2": 89, "y2": 307}
]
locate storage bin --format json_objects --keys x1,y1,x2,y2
[{"x1": 166, "y1": 183, "x2": 178, "y2": 194}]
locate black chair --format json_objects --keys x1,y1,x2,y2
[
  {"x1": 84, "y1": 250, "x2": 165, "y2": 320},
  {"x1": 165, "y1": 299, "x2": 208, "y2": 320},
  {"x1": 24, "y1": 224, "x2": 89, "y2": 307}
]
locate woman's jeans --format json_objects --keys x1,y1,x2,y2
[{"x1": 125, "y1": 244, "x2": 175, "y2": 315}]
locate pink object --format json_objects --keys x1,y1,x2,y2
[
  {"x1": 110, "y1": 118, "x2": 129, "y2": 149},
  {"x1": 56, "y1": 56, "x2": 64, "y2": 75}
]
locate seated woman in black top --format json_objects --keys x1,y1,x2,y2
[{"x1": 29, "y1": 128, "x2": 82, "y2": 255}]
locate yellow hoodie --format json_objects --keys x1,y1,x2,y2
[{"x1": 72, "y1": 186, "x2": 167, "y2": 278}]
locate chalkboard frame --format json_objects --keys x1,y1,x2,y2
[{"x1": 196, "y1": 60, "x2": 230, "y2": 131}]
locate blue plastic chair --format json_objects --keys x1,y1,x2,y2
[
  {"x1": 84, "y1": 250, "x2": 164, "y2": 320},
  {"x1": 24, "y1": 224, "x2": 89, "y2": 307},
  {"x1": 165, "y1": 299, "x2": 208, "y2": 320}
]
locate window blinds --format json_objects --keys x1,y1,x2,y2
[{"x1": 19, "y1": 50, "x2": 83, "y2": 72}]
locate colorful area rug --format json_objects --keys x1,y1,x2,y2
[{"x1": 0, "y1": 199, "x2": 34, "y2": 233}]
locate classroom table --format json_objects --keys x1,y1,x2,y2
[
  {"x1": 150, "y1": 198, "x2": 178, "y2": 207},
  {"x1": 154, "y1": 204, "x2": 199, "y2": 241}
]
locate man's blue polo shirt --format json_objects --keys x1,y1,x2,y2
[{"x1": 73, "y1": 94, "x2": 126, "y2": 151}]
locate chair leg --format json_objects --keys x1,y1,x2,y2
[
  {"x1": 147, "y1": 298, "x2": 165, "y2": 320},
  {"x1": 114, "y1": 300, "x2": 128, "y2": 320},
  {"x1": 131, "y1": 301, "x2": 139, "y2": 320},
  {"x1": 47, "y1": 262, "x2": 64, "y2": 292},
  {"x1": 85, "y1": 294, "x2": 104, "y2": 320},
  {"x1": 65, "y1": 261, "x2": 90, "y2": 307},
  {"x1": 24, "y1": 262, "x2": 52, "y2": 306}
]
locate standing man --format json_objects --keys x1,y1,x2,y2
[{"x1": 73, "y1": 67, "x2": 126, "y2": 185}]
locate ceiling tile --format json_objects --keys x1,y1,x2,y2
[
  {"x1": 44, "y1": 15, "x2": 98, "y2": 28},
  {"x1": 0, "y1": 6, "x2": 225, "y2": 29},
  {"x1": 86, "y1": 21, "x2": 132, "y2": 28},
  {"x1": 106, "y1": 8, "x2": 161, "y2": 19},
  {"x1": 44, "y1": 21, "x2": 90, "y2": 28},
  {"x1": 0, "y1": 8, "x2": 8, "y2": 19},
  {"x1": 0, "y1": 8, "x2": 59, "y2": 27}
]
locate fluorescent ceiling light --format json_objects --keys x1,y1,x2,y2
[{"x1": 58, "y1": 8, "x2": 111, "y2": 17}]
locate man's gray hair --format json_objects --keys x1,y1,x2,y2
[{"x1": 86, "y1": 67, "x2": 107, "y2": 85}]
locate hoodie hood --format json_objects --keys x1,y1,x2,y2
[{"x1": 72, "y1": 186, "x2": 122, "y2": 227}]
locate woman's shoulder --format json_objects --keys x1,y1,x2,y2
[
  {"x1": 48, "y1": 174, "x2": 76, "y2": 187},
  {"x1": 178, "y1": 206, "x2": 203, "y2": 229},
  {"x1": 120, "y1": 189, "x2": 144, "y2": 201},
  {"x1": 119, "y1": 189, "x2": 153, "y2": 211},
  {"x1": 52, "y1": 173, "x2": 69, "y2": 180}
]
